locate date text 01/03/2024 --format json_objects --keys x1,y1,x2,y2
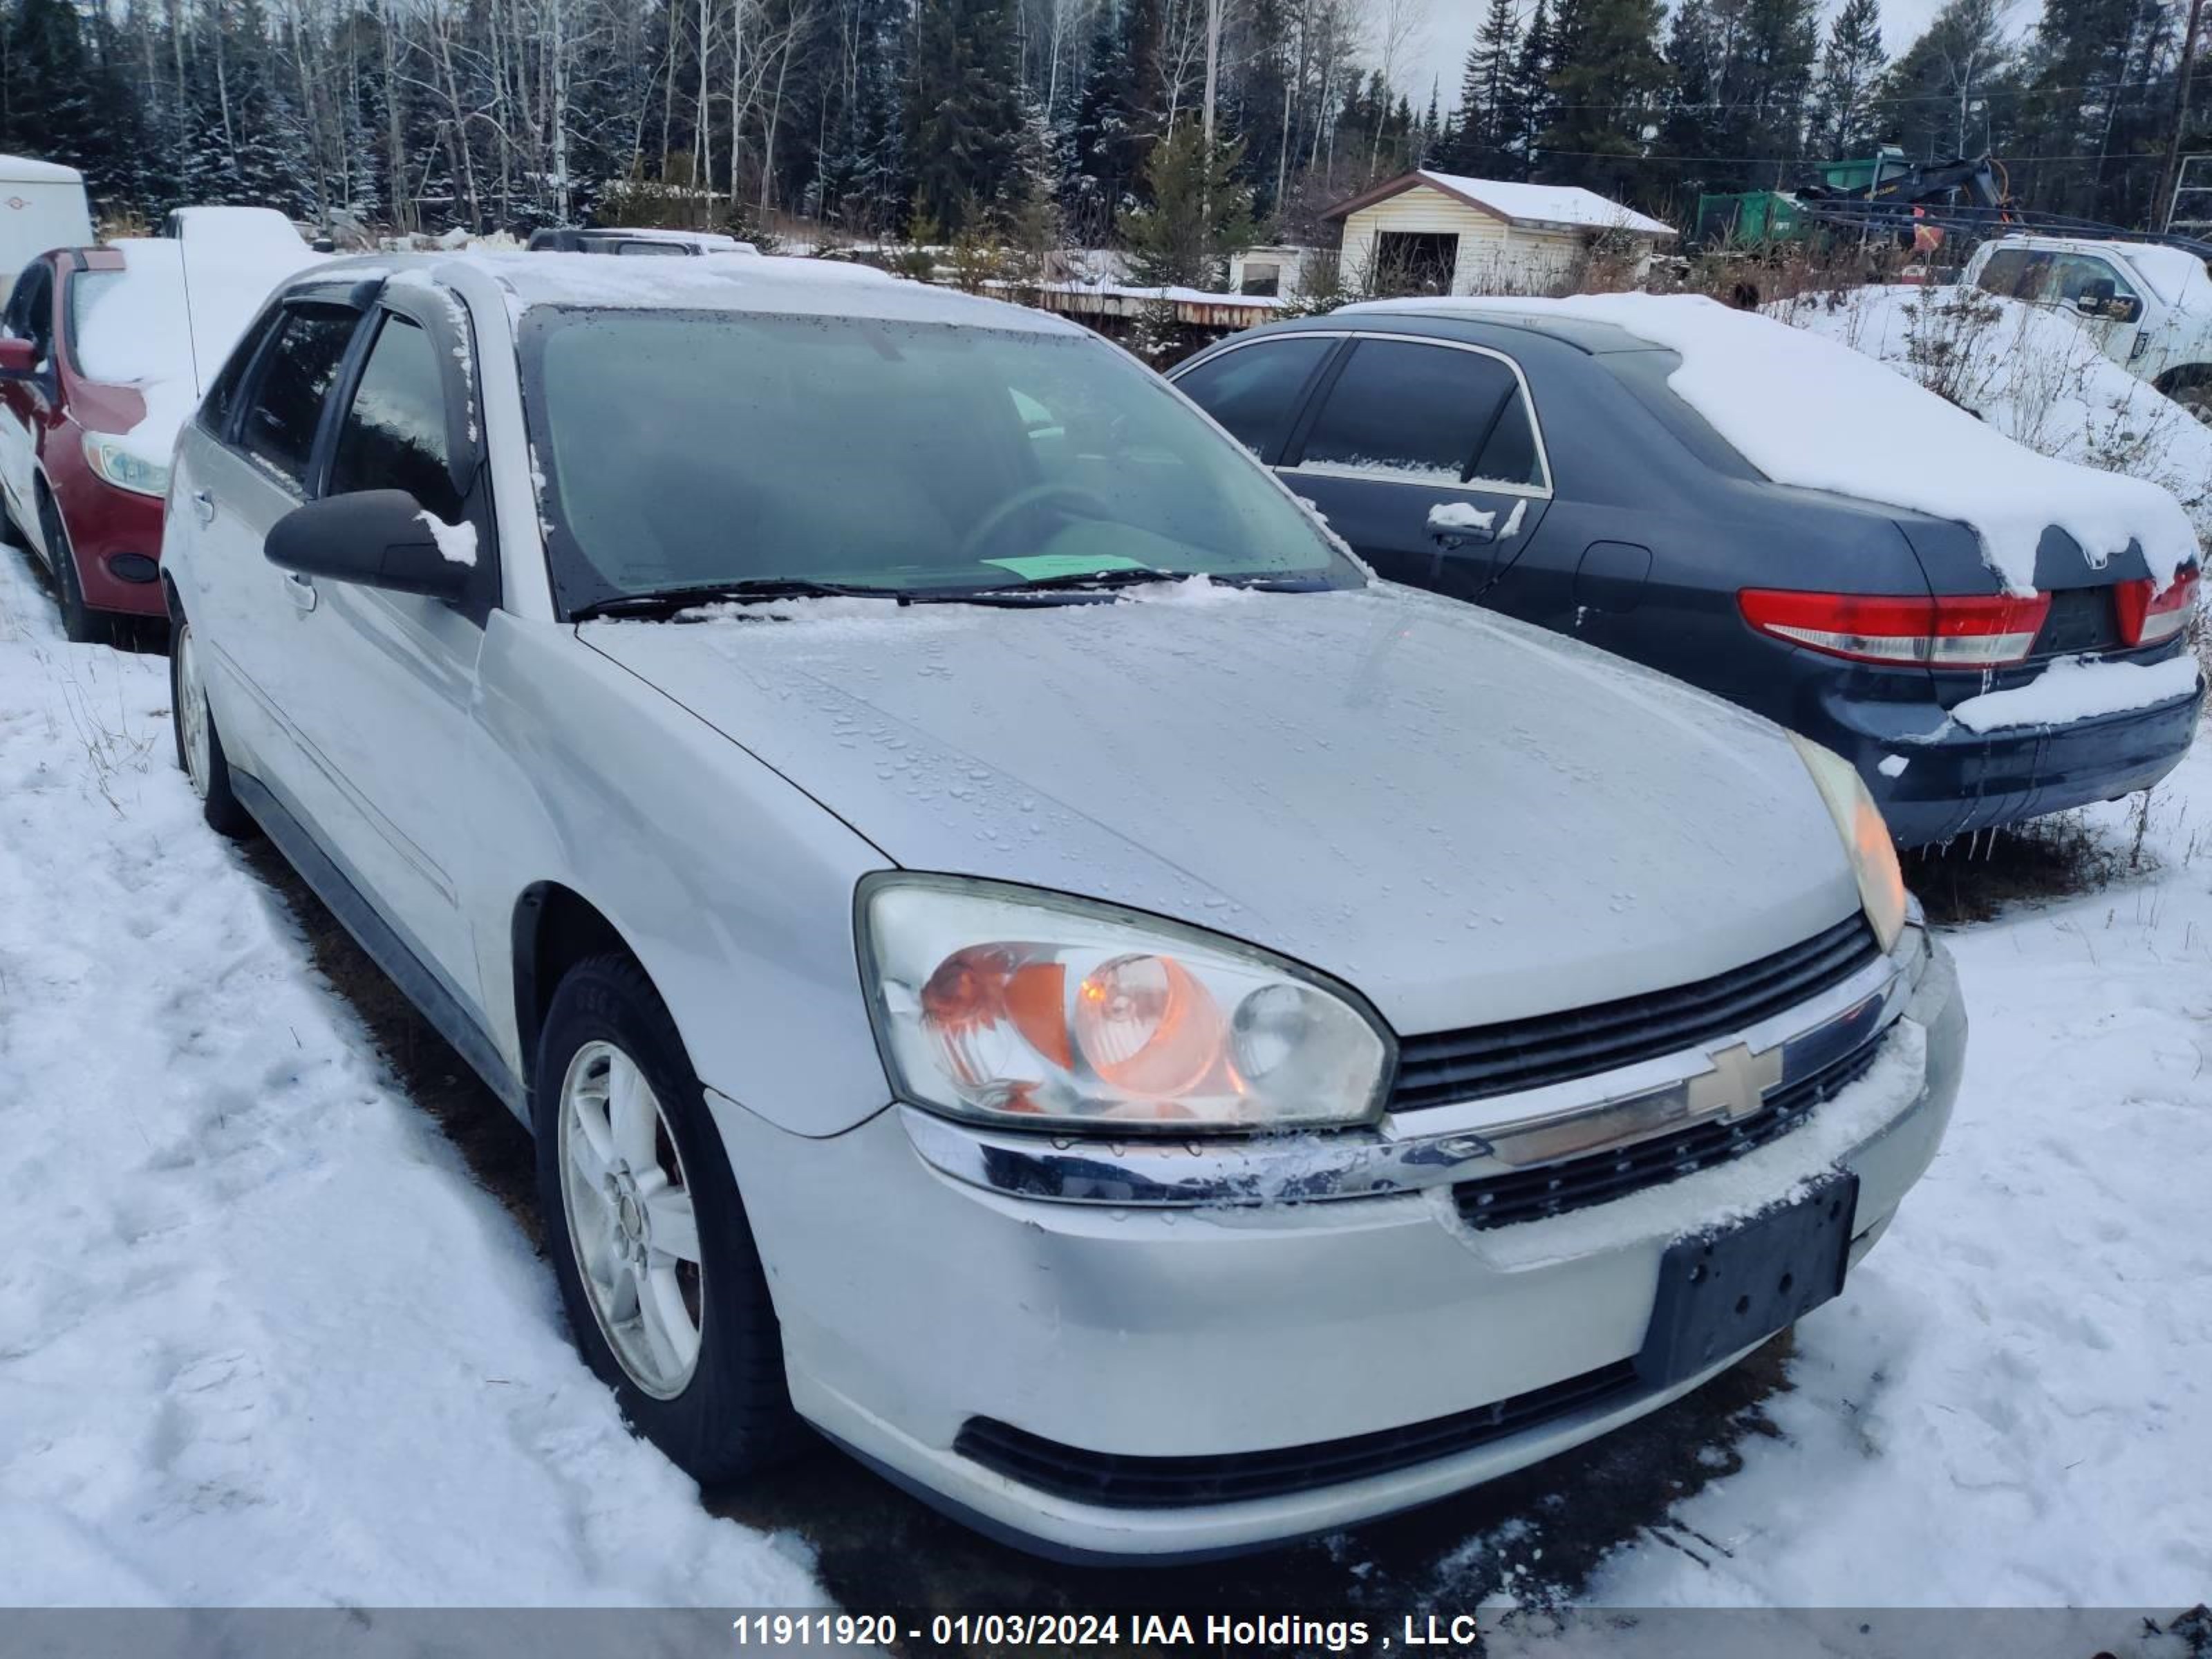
[{"x1": 728, "y1": 1613, "x2": 1488, "y2": 1651}]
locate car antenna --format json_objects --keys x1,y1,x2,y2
[{"x1": 176, "y1": 235, "x2": 205, "y2": 396}]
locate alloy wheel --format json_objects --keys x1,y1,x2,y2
[{"x1": 556, "y1": 1039, "x2": 706, "y2": 1399}]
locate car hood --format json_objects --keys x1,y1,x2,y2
[{"x1": 581, "y1": 581, "x2": 1862, "y2": 1035}]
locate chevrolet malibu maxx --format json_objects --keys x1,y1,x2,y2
[{"x1": 160, "y1": 252, "x2": 1965, "y2": 1560}]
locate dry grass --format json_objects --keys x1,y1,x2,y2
[{"x1": 1904, "y1": 809, "x2": 2130, "y2": 925}]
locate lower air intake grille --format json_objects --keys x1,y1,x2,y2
[
  {"x1": 1391, "y1": 915, "x2": 1880, "y2": 1113},
  {"x1": 1452, "y1": 1032, "x2": 1887, "y2": 1231},
  {"x1": 955, "y1": 1361, "x2": 1640, "y2": 1508}
]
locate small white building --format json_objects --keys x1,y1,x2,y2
[
  {"x1": 1228, "y1": 245, "x2": 1324, "y2": 299},
  {"x1": 1324, "y1": 170, "x2": 1675, "y2": 297}
]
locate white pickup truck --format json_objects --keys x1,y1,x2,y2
[{"x1": 1962, "y1": 234, "x2": 2212, "y2": 424}]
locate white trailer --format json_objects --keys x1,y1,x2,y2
[{"x1": 0, "y1": 156, "x2": 93, "y2": 299}]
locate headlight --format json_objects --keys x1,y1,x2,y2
[
  {"x1": 1790, "y1": 733, "x2": 1909, "y2": 953},
  {"x1": 858, "y1": 874, "x2": 1393, "y2": 1132},
  {"x1": 82, "y1": 433, "x2": 169, "y2": 498}
]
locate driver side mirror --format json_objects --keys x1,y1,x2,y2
[
  {"x1": 266, "y1": 489, "x2": 474, "y2": 601},
  {"x1": 0, "y1": 337, "x2": 41, "y2": 381},
  {"x1": 2073, "y1": 278, "x2": 2116, "y2": 317}
]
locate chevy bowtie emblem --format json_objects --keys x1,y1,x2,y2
[{"x1": 1685, "y1": 1041, "x2": 1783, "y2": 1122}]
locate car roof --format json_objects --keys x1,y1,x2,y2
[
  {"x1": 1246, "y1": 304, "x2": 1665, "y2": 357},
  {"x1": 292, "y1": 250, "x2": 1088, "y2": 337}
]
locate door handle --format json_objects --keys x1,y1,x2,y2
[
  {"x1": 283, "y1": 570, "x2": 317, "y2": 612},
  {"x1": 190, "y1": 489, "x2": 216, "y2": 526}
]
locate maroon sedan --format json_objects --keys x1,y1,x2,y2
[{"x1": 0, "y1": 244, "x2": 188, "y2": 639}]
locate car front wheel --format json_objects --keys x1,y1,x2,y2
[
  {"x1": 38, "y1": 494, "x2": 98, "y2": 644},
  {"x1": 535, "y1": 954, "x2": 798, "y2": 1483}
]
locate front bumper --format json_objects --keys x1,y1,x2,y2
[
  {"x1": 1819, "y1": 674, "x2": 2202, "y2": 846},
  {"x1": 713, "y1": 933, "x2": 1965, "y2": 1562},
  {"x1": 59, "y1": 476, "x2": 166, "y2": 617}
]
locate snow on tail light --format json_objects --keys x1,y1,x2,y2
[
  {"x1": 1738, "y1": 588, "x2": 2052, "y2": 668},
  {"x1": 2114, "y1": 568, "x2": 2201, "y2": 648}
]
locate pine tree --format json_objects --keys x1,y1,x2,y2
[
  {"x1": 1810, "y1": 0, "x2": 1888, "y2": 159},
  {"x1": 1707, "y1": 0, "x2": 1823, "y2": 190},
  {"x1": 1449, "y1": 0, "x2": 1520, "y2": 174},
  {"x1": 1119, "y1": 119, "x2": 1255, "y2": 287},
  {"x1": 1538, "y1": 0, "x2": 1669, "y2": 200},
  {"x1": 1658, "y1": 0, "x2": 1723, "y2": 191},
  {"x1": 1505, "y1": 0, "x2": 1553, "y2": 177},
  {"x1": 908, "y1": 0, "x2": 1026, "y2": 229},
  {"x1": 1880, "y1": 0, "x2": 2016, "y2": 163}
]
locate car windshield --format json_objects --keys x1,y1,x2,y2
[
  {"x1": 518, "y1": 308, "x2": 1361, "y2": 614},
  {"x1": 68, "y1": 247, "x2": 197, "y2": 386}
]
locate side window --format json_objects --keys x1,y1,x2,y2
[
  {"x1": 1974, "y1": 249, "x2": 2032, "y2": 300},
  {"x1": 2050, "y1": 254, "x2": 2137, "y2": 308},
  {"x1": 1293, "y1": 339, "x2": 1520, "y2": 485},
  {"x1": 1172, "y1": 336, "x2": 1335, "y2": 460},
  {"x1": 328, "y1": 314, "x2": 465, "y2": 523},
  {"x1": 1472, "y1": 391, "x2": 1545, "y2": 488},
  {"x1": 238, "y1": 305, "x2": 359, "y2": 489},
  {"x1": 4, "y1": 265, "x2": 55, "y2": 362},
  {"x1": 1, "y1": 261, "x2": 41, "y2": 339},
  {"x1": 202, "y1": 308, "x2": 283, "y2": 436}
]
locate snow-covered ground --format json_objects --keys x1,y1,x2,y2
[
  {"x1": 1581, "y1": 768, "x2": 2212, "y2": 1606},
  {"x1": 0, "y1": 549, "x2": 822, "y2": 1605},
  {"x1": 1, "y1": 535, "x2": 2206, "y2": 1611}
]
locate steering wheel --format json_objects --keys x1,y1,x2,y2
[{"x1": 957, "y1": 482, "x2": 1118, "y2": 565}]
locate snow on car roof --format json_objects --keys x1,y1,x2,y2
[
  {"x1": 1348, "y1": 292, "x2": 2199, "y2": 592},
  {"x1": 359, "y1": 250, "x2": 1086, "y2": 335}
]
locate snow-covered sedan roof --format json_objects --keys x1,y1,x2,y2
[{"x1": 326, "y1": 250, "x2": 1087, "y2": 336}]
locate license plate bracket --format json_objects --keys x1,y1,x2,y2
[{"x1": 1635, "y1": 1170, "x2": 1859, "y2": 1390}]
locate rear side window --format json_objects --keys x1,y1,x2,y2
[
  {"x1": 202, "y1": 308, "x2": 281, "y2": 435},
  {"x1": 1173, "y1": 336, "x2": 1335, "y2": 459},
  {"x1": 1294, "y1": 339, "x2": 1518, "y2": 483},
  {"x1": 328, "y1": 314, "x2": 463, "y2": 521},
  {"x1": 238, "y1": 305, "x2": 359, "y2": 488}
]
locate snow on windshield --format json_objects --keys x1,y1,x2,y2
[
  {"x1": 1351, "y1": 293, "x2": 2200, "y2": 592},
  {"x1": 71, "y1": 241, "x2": 200, "y2": 460}
]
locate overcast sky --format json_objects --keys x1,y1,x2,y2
[{"x1": 1409, "y1": 0, "x2": 1989, "y2": 113}]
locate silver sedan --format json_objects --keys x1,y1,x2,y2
[{"x1": 158, "y1": 250, "x2": 1964, "y2": 1561}]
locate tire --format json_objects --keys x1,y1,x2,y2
[
  {"x1": 38, "y1": 492, "x2": 99, "y2": 644},
  {"x1": 534, "y1": 954, "x2": 798, "y2": 1483},
  {"x1": 170, "y1": 612, "x2": 252, "y2": 837},
  {"x1": 2170, "y1": 380, "x2": 2212, "y2": 429}
]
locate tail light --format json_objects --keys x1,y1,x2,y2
[
  {"x1": 1738, "y1": 588, "x2": 2051, "y2": 668},
  {"x1": 2115, "y1": 568, "x2": 2200, "y2": 648}
]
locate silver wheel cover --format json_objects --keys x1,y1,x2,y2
[{"x1": 556, "y1": 1039, "x2": 706, "y2": 1398}]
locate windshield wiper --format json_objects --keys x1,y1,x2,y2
[
  {"x1": 571, "y1": 578, "x2": 910, "y2": 621},
  {"x1": 968, "y1": 566, "x2": 1192, "y2": 597},
  {"x1": 962, "y1": 567, "x2": 1337, "y2": 602}
]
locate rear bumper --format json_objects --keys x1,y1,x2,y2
[
  {"x1": 713, "y1": 935, "x2": 1964, "y2": 1562},
  {"x1": 1815, "y1": 675, "x2": 2202, "y2": 845}
]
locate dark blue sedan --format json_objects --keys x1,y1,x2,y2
[{"x1": 1168, "y1": 302, "x2": 2202, "y2": 846}]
